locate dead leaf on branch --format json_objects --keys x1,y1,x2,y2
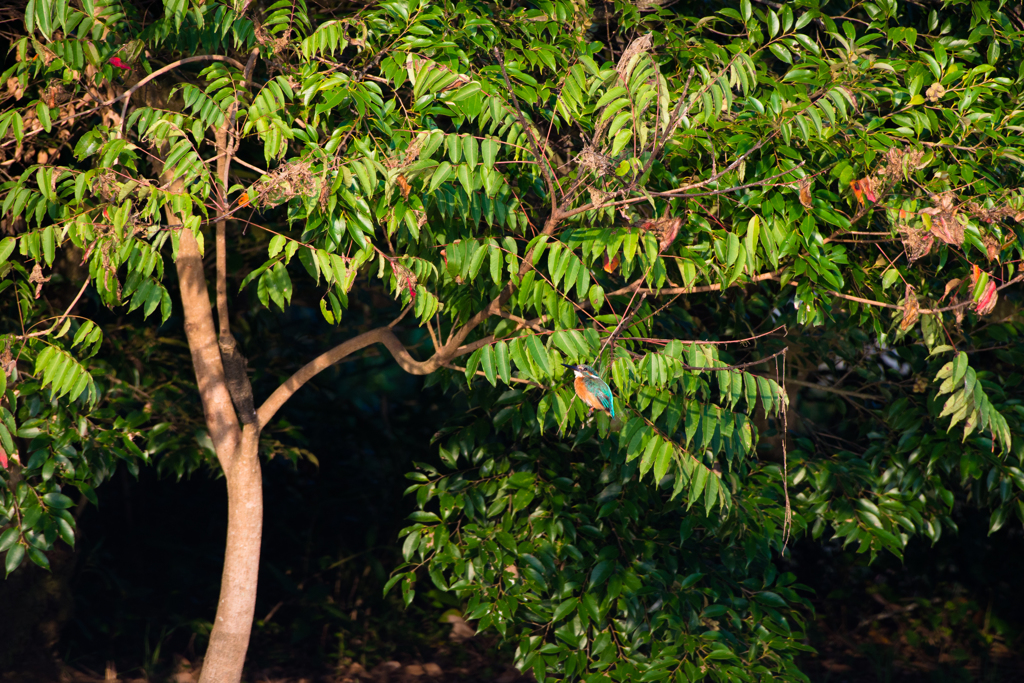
[
  {"x1": 577, "y1": 145, "x2": 614, "y2": 175},
  {"x1": 602, "y1": 252, "x2": 620, "y2": 273},
  {"x1": 942, "y1": 278, "x2": 961, "y2": 301},
  {"x1": 850, "y1": 177, "x2": 878, "y2": 207},
  {"x1": 641, "y1": 216, "x2": 683, "y2": 252},
  {"x1": 798, "y1": 178, "x2": 813, "y2": 208},
  {"x1": 899, "y1": 226, "x2": 934, "y2": 263},
  {"x1": 255, "y1": 161, "x2": 317, "y2": 207},
  {"x1": 29, "y1": 263, "x2": 50, "y2": 299},
  {"x1": 926, "y1": 82, "x2": 946, "y2": 102},
  {"x1": 981, "y1": 233, "x2": 1001, "y2": 261},
  {"x1": 900, "y1": 284, "x2": 920, "y2": 331},
  {"x1": 616, "y1": 33, "x2": 654, "y2": 85}
]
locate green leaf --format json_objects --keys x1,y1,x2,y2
[
  {"x1": 525, "y1": 335, "x2": 552, "y2": 377},
  {"x1": 462, "y1": 136, "x2": 479, "y2": 168},
  {"x1": 881, "y1": 268, "x2": 900, "y2": 290},
  {"x1": 588, "y1": 559, "x2": 614, "y2": 588},
  {"x1": 481, "y1": 136, "x2": 498, "y2": 170},
  {"x1": 552, "y1": 598, "x2": 576, "y2": 622},
  {"x1": 5, "y1": 544, "x2": 24, "y2": 576},
  {"x1": 42, "y1": 492, "x2": 74, "y2": 509},
  {"x1": 409, "y1": 511, "x2": 441, "y2": 523},
  {"x1": 428, "y1": 162, "x2": 453, "y2": 193},
  {"x1": 495, "y1": 340, "x2": 511, "y2": 385},
  {"x1": 0, "y1": 236, "x2": 15, "y2": 264},
  {"x1": 481, "y1": 344, "x2": 497, "y2": 386},
  {"x1": 0, "y1": 529, "x2": 19, "y2": 553}
]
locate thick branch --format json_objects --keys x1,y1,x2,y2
[
  {"x1": 256, "y1": 326, "x2": 440, "y2": 429},
  {"x1": 163, "y1": 177, "x2": 241, "y2": 460}
]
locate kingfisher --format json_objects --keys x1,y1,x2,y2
[{"x1": 563, "y1": 364, "x2": 614, "y2": 417}]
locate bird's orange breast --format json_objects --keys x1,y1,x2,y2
[{"x1": 574, "y1": 376, "x2": 604, "y2": 411}]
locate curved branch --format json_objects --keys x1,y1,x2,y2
[
  {"x1": 256, "y1": 326, "x2": 440, "y2": 429},
  {"x1": 258, "y1": 209, "x2": 566, "y2": 431}
]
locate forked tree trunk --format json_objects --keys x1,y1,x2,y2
[{"x1": 166, "y1": 193, "x2": 261, "y2": 683}]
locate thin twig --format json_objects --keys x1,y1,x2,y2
[
  {"x1": 562, "y1": 153, "x2": 796, "y2": 221},
  {"x1": 442, "y1": 362, "x2": 542, "y2": 387},
  {"x1": 790, "y1": 274, "x2": 1024, "y2": 315},
  {"x1": 117, "y1": 56, "x2": 248, "y2": 138},
  {"x1": 598, "y1": 293, "x2": 647, "y2": 369},
  {"x1": 493, "y1": 48, "x2": 558, "y2": 213},
  {"x1": 782, "y1": 377, "x2": 883, "y2": 401},
  {"x1": 607, "y1": 270, "x2": 781, "y2": 297},
  {"x1": 678, "y1": 347, "x2": 788, "y2": 373},
  {"x1": 16, "y1": 279, "x2": 91, "y2": 340}
]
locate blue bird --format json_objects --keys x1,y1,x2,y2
[{"x1": 563, "y1": 364, "x2": 614, "y2": 417}]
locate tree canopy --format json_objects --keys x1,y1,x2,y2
[{"x1": 3, "y1": 0, "x2": 1024, "y2": 681}]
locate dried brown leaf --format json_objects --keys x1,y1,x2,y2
[
  {"x1": 29, "y1": 264, "x2": 50, "y2": 299},
  {"x1": 616, "y1": 34, "x2": 653, "y2": 84},
  {"x1": 926, "y1": 82, "x2": 946, "y2": 102},
  {"x1": 900, "y1": 284, "x2": 920, "y2": 331},
  {"x1": 397, "y1": 175, "x2": 412, "y2": 199},
  {"x1": 899, "y1": 227, "x2": 934, "y2": 263},
  {"x1": 942, "y1": 278, "x2": 961, "y2": 301},
  {"x1": 982, "y1": 233, "x2": 1001, "y2": 261},
  {"x1": 930, "y1": 213, "x2": 964, "y2": 246},
  {"x1": 641, "y1": 217, "x2": 683, "y2": 252},
  {"x1": 799, "y1": 178, "x2": 813, "y2": 208}
]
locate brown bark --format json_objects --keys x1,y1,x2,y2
[
  {"x1": 200, "y1": 424, "x2": 262, "y2": 683},
  {"x1": 164, "y1": 189, "x2": 259, "y2": 683}
]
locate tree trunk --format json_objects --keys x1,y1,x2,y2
[
  {"x1": 200, "y1": 425, "x2": 262, "y2": 683},
  {"x1": 167, "y1": 197, "x2": 261, "y2": 683}
]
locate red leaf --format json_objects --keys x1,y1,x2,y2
[
  {"x1": 976, "y1": 281, "x2": 998, "y2": 315},
  {"x1": 0, "y1": 447, "x2": 7, "y2": 469},
  {"x1": 109, "y1": 57, "x2": 131, "y2": 71}
]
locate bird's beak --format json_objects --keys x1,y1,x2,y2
[{"x1": 562, "y1": 364, "x2": 578, "y2": 371}]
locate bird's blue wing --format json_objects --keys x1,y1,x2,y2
[{"x1": 599, "y1": 385, "x2": 614, "y2": 417}]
